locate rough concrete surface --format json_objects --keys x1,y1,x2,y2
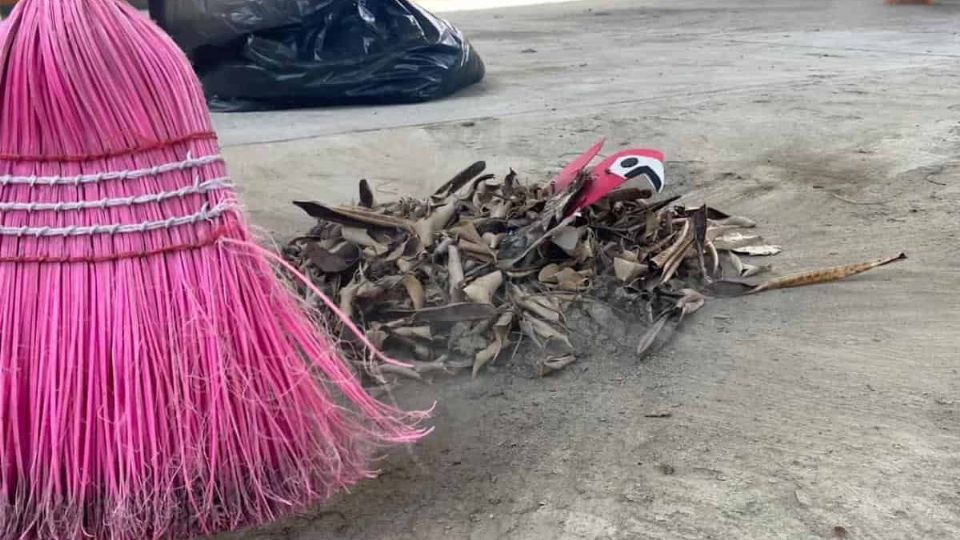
[{"x1": 217, "y1": 0, "x2": 960, "y2": 538}]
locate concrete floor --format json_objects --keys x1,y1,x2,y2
[{"x1": 217, "y1": 0, "x2": 960, "y2": 538}]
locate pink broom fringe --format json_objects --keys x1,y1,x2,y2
[{"x1": 0, "y1": 0, "x2": 429, "y2": 538}]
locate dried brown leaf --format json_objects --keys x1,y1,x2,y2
[
  {"x1": 463, "y1": 271, "x2": 504, "y2": 305},
  {"x1": 409, "y1": 303, "x2": 498, "y2": 323},
  {"x1": 514, "y1": 293, "x2": 562, "y2": 323},
  {"x1": 459, "y1": 239, "x2": 495, "y2": 261},
  {"x1": 732, "y1": 244, "x2": 782, "y2": 256},
  {"x1": 522, "y1": 316, "x2": 574, "y2": 355},
  {"x1": 397, "y1": 258, "x2": 415, "y2": 273},
  {"x1": 726, "y1": 251, "x2": 744, "y2": 276},
  {"x1": 471, "y1": 341, "x2": 499, "y2": 377},
  {"x1": 415, "y1": 202, "x2": 458, "y2": 245},
  {"x1": 538, "y1": 263, "x2": 562, "y2": 283},
  {"x1": 636, "y1": 314, "x2": 670, "y2": 357},
  {"x1": 447, "y1": 245, "x2": 464, "y2": 302},
  {"x1": 677, "y1": 289, "x2": 706, "y2": 319},
  {"x1": 614, "y1": 257, "x2": 647, "y2": 283},
  {"x1": 450, "y1": 221, "x2": 485, "y2": 245},
  {"x1": 482, "y1": 232, "x2": 501, "y2": 249},
  {"x1": 506, "y1": 268, "x2": 539, "y2": 279},
  {"x1": 551, "y1": 226, "x2": 582, "y2": 256},
  {"x1": 304, "y1": 243, "x2": 358, "y2": 273},
  {"x1": 740, "y1": 263, "x2": 770, "y2": 278},
  {"x1": 433, "y1": 161, "x2": 486, "y2": 198},
  {"x1": 703, "y1": 279, "x2": 755, "y2": 298},
  {"x1": 714, "y1": 215, "x2": 757, "y2": 228},
  {"x1": 491, "y1": 200, "x2": 511, "y2": 219},
  {"x1": 390, "y1": 325, "x2": 433, "y2": 341},
  {"x1": 402, "y1": 274, "x2": 426, "y2": 310},
  {"x1": 706, "y1": 240, "x2": 720, "y2": 277},
  {"x1": 293, "y1": 201, "x2": 416, "y2": 233},
  {"x1": 604, "y1": 187, "x2": 653, "y2": 202},
  {"x1": 359, "y1": 179, "x2": 375, "y2": 208},
  {"x1": 507, "y1": 213, "x2": 578, "y2": 267},
  {"x1": 554, "y1": 267, "x2": 589, "y2": 291},
  {"x1": 339, "y1": 282, "x2": 359, "y2": 319},
  {"x1": 341, "y1": 227, "x2": 389, "y2": 256},
  {"x1": 713, "y1": 231, "x2": 763, "y2": 250},
  {"x1": 749, "y1": 253, "x2": 906, "y2": 294},
  {"x1": 651, "y1": 219, "x2": 694, "y2": 286},
  {"x1": 366, "y1": 327, "x2": 388, "y2": 349},
  {"x1": 378, "y1": 364, "x2": 423, "y2": 381},
  {"x1": 538, "y1": 355, "x2": 577, "y2": 377},
  {"x1": 473, "y1": 312, "x2": 514, "y2": 377}
]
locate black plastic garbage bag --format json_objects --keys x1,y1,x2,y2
[{"x1": 153, "y1": 0, "x2": 485, "y2": 111}]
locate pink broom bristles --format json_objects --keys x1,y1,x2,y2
[{"x1": 0, "y1": 1, "x2": 429, "y2": 539}]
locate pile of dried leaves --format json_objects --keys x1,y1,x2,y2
[{"x1": 283, "y1": 161, "x2": 905, "y2": 381}]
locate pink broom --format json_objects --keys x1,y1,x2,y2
[{"x1": 0, "y1": 0, "x2": 428, "y2": 538}]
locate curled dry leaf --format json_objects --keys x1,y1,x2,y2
[
  {"x1": 554, "y1": 267, "x2": 589, "y2": 291},
  {"x1": 749, "y1": 253, "x2": 906, "y2": 294},
  {"x1": 377, "y1": 364, "x2": 423, "y2": 382},
  {"x1": 358, "y1": 179, "x2": 375, "y2": 208},
  {"x1": 513, "y1": 292, "x2": 562, "y2": 323},
  {"x1": 304, "y1": 242, "x2": 358, "y2": 273},
  {"x1": 706, "y1": 241, "x2": 720, "y2": 277},
  {"x1": 433, "y1": 161, "x2": 486, "y2": 198},
  {"x1": 458, "y1": 239, "x2": 495, "y2": 260},
  {"x1": 614, "y1": 257, "x2": 647, "y2": 282},
  {"x1": 490, "y1": 200, "x2": 511, "y2": 219},
  {"x1": 450, "y1": 221, "x2": 485, "y2": 246},
  {"x1": 637, "y1": 289, "x2": 705, "y2": 356},
  {"x1": 740, "y1": 263, "x2": 770, "y2": 278},
  {"x1": 538, "y1": 264, "x2": 562, "y2": 283},
  {"x1": 408, "y1": 358, "x2": 451, "y2": 375},
  {"x1": 714, "y1": 215, "x2": 757, "y2": 228},
  {"x1": 342, "y1": 227, "x2": 389, "y2": 255},
  {"x1": 366, "y1": 327, "x2": 388, "y2": 349},
  {"x1": 551, "y1": 226, "x2": 582, "y2": 256},
  {"x1": 707, "y1": 253, "x2": 906, "y2": 297},
  {"x1": 388, "y1": 334, "x2": 433, "y2": 361},
  {"x1": 732, "y1": 244, "x2": 782, "y2": 257},
  {"x1": 408, "y1": 302, "x2": 498, "y2": 323},
  {"x1": 397, "y1": 258, "x2": 415, "y2": 273},
  {"x1": 416, "y1": 202, "x2": 458, "y2": 245},
  {"x1": 463, "y1": 271, "x2": 504, "y2": 305},
  {"x1": 604, "y1": 187, "x2": 652, "y2": 203},
  {"x1": 726, "y1": 251, "x2": 744, "y2": 276},
  {"x1": 473, "y1": 311, "x2": 514, "y2": 377},
  {"x1": 447, "y1": 245, "x2": 465, "y2": 302},
  {"x1": 538, "y1": 355, "x2": 577, "y2": 377},
  {"x1": 636, "y1": 314, "x2": 670, "y2": 357},
  {"x1": 677, "y1": 289, "x2": 706, "y2": 319},
  {"x1": 402, "y1": 274, "x2": 426, "y2": 310},
  {"x1": 713, "y1": 231, "x2": 763, "y2": 250},
  {"x1": 651, "y1": 219, "x2": 693, "y2": 286},
  {"x1": 293, "y1": 201, "x2": 416, "y2": 233},
  {"x1": 339, "y1": 281, "x2": 360, "y2": 319},
  {"x1": 390, "y1": 325, "x2": 433, "y2": 341},
  {"x1": 522, "y1": 315, "x2": 574, "y2": 356}
]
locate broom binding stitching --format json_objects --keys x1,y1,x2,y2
[
  {"x1": 0, "y1": 177, "x2": 233, "y2": 212},
  {"x1": 0, "y1": 225, "x2": 235, "y2": 264},
  {"x1": 0, "y1": 131, "x2": 218, "y2": 162},
  {"x1": 0, "y1": 153, "x2": 223, "y2": 186},
  {"x1": 0, "y1": 201, "x2": 236, "y2": 237}
]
